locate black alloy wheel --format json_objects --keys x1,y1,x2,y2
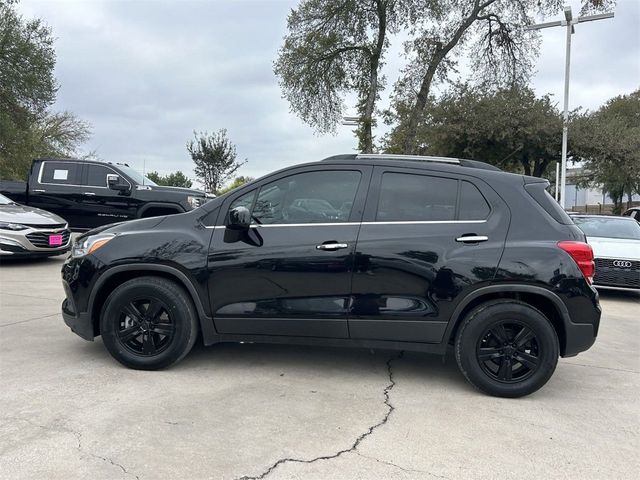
[
  {"x1": 476, "y1": 322, "x2": 540, "y2": 383},
  {"x1": 101, "y1": 276, "x2": 198, "y2": 370},
  {"x1": 455, "y1": 299, "x2": 559, "y2": 398},
  {"x1": 116, "y1": 298, "x2": 175, "y2": 356}
]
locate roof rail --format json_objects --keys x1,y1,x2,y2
[{"x1": 355, "y1": 153, "x2": 460, "y2": 165}]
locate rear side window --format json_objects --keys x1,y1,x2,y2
[
  {"x1": 40, "y1": 162, "x2": 81, "y2": 185},
  {"x1": 377, "y1": 173, "x2": 457, "y2": 221},
  {"x1": 459, "y1": 181, "x2": 491, "y2": 220}
]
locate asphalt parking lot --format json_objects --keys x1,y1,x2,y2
[{"x1": 0, "y1": 255, "x2": 638, "y2": 480}]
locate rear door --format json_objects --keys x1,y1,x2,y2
[
  {"x1": 207, "y1": 165, "x2": 371, "y2": 338},
  {"x1": 28, "y1": 161, "x2": 86, "y2": 227},
  {"x1": 349, "y1": 167, "x2": 510, "y2": 343}
]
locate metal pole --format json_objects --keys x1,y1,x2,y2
[
  {"x1": 555, "y1": 162, "x2": 560, "y2": 200},
  {"x1": 525, "y1": 8, "x2": 613, "y2": 208},
  {"x1": 559, "y1": 14, "x2": 572, "y2": 208}
]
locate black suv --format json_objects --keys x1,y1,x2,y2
[{"x1": 61, "y1": 154, "x2": 600, "y2": 397}]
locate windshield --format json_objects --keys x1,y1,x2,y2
[
  {"x1": 573, "y1": 216, "x2": 640, "y2": 240},
  {"x1": 0, "y1": 193, "x2": 15, "y2": 205},
  {"x1": 116, "y1": 165, "x2": 158, "y2": 186}
]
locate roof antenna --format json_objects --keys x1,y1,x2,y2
[{"x1": 142, "y1": 159, "x2": 146, "y2": 185}]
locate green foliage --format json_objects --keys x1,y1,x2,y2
[
  {"x1": 570, "y1": 89, "x2": 640, "y2": 214},
  {"x1": 146, "y1": 170, "x2": 193, "y2": 188},
  {"x1": 217, "y1": 176, "x2": 255, "y2": 196},
  {"x1": 274, "y1": 0, "x2": 412, "y2": 153},
  {"x1": 385, "y1": 83, "x2": 563, "y2": 177},
  {"x1": 0, "y1": 0, "x2": 90, "y2": 180},
  {"x1": 187, "y1": 129, "x2": 246, "y2": 194},
  {"x1": 389, "y1": 0, "x2": 615, "y2": 153}
]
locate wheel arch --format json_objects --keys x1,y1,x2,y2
[
  {"x1": 446, "y1": 285, "x2": 570, "y2": 356},
  {"x1": 138, "y1": 202, "x2": 185, "y2": 218},
  {"x1": 88, "y1": 264, "x2": 216, "y2": 343}
]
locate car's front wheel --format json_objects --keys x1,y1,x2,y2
[
  {"x1": 100, "y1": 276, "x2": 198, "y2": 370},
  {"x1": 455, "y1": 300, "x2": 559, "y2": 398}
]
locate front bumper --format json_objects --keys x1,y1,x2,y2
[
  {"x1": 0, "y1": 226, "x2": 71, "y2": 256},
  {"x1": 61, "y1": 255, "x2": 102, "y2": 341}
]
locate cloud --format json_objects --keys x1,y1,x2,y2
[{"x1": 17, "y1": 0, "x2": 638, "y2": 184}]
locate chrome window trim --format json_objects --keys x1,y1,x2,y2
[
  {"x1": 37, "y1": 161, "x2": 132, "y2": 190},
  {"x1": 206, "y1": 219, "x2": 486, "y2": 229}
]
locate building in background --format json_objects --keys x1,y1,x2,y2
[{"x1": 564, "y1": 167, "x2": 640, "y2": 213}]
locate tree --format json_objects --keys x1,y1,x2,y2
[
  {"x1": 392, "y1": 0, "x2": 614, "y2": 154},
  {"x1": 217, "y1": 176, "x2": 255, "y2": 196},
  {"x1": 0, "y1": 0, "x2": 91, "y2": 180},
  {"x1": 187, "y1": 129, "x2": 246, "y2": 194},
  {"x1": 385, "y1": 83, "x2": 563, "y2": 177},
  {"x1": 146, "y1": 170, "x2": 193, "y2": 188},
  {"x1": 571, "y1": 90, "x2": 640, "y2": 214},
  {"x1": 274, "y1": 0, "x2": 411, "y2": 153}
]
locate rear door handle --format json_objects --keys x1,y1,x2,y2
[
  {"x1": 456, "y1": 235, "x2": 488, "y2": 243},
  {"x1": 83, "y1": 192, "x2": 96, "y2": 196},
  {"x1": 316, "y1": 242, "x2": 349, "y2": 251}
]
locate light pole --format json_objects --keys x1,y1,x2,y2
[{"x1": 526, "y1": 6, "x2": 614, "y2": 209}]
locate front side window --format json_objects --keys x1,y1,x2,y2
[
  {"x1": 86, "y1": 164, "x2": 114, "y2": 187},
  {"x1": 377, "y1": 173, "x2": 457, "y2": 221},
  {"x1": 229, "y1": 170, "x2": 361, "y2": 225},
  {"x1": 40, "y1": 162, "x2": 81, "y2": 185}
]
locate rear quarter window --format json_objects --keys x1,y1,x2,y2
[{"x1": 524, "y1": 182, "x2": 573, "y2": 225}]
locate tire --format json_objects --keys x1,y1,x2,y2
[
  {"x1": 100, "y1": 276, "x2": 198, "y2": 370},
  {"x1": 455, "y1": 300, "x2": 559, "y2": 398}
]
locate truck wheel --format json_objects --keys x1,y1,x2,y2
[
  {"x1": 455, "y1": 300, "x2": 559, "y2": 398},
  {"x1": 100, "y1": 276, "x2": 198, "y2": 370}
]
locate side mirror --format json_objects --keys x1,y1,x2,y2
[
  {"x1": 227, "y1": 206, "x2": 251, "y2": 230},
  {"x1": 107, "y1": 174, "x2": 130, "y2": 193}
]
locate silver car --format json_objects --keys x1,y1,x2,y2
[
  {"x1": 0, "y1": 193, "x2": 71, "y2": 257},
  {"x1": 572, "y1": 214, "x2": 640, "y2": 291}
]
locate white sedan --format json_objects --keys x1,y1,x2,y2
[{"x1": 572, "y1": 215, "x2": 640, "y2": 291}]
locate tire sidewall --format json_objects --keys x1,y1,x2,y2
[
  {"x1": 101, "y1": 278, "x2": 196, "y2": 370},
  {"x1": 456, "y1": 301, "x2": 559, "y2": 398}
]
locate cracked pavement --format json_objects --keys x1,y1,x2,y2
[{"x1": 1, "y1": 256, "x2": 639, "y2": 479}]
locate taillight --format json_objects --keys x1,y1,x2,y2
[{"x1": 557, "y1": 241, "x2": 595, "y2": 284}]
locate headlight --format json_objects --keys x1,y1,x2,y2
[
  {"x1": 187, "y1": 196, "x2": 203, "y2": 209},
  {"x1": 0, "y1": 222, "x2": 28, "y2": 231},
  {"x1": 71, "y1": 233, "x2": 115, "y2": 258}
]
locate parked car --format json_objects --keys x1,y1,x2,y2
[
  {"x1": 0, "y1": 158, "x2": 208, "y2": 230},
  {"x1": 61, "y1": 153, "x2": 601, "y2": 398},
  {"x1": 0, "y1": 193, "x2": 71, "y2": 257},
  {"x1": 572, "y1": 215, "x2": 640, "y2": 290},
  {"x1": 623, "y1": 206, "x2": 640, "y2": 223}
]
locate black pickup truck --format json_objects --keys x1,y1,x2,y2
[{"x1": 0, "y1": 159, "x2": 209, "y2": 230}]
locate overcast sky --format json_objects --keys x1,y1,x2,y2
[{"x1": 17, "y1": 0, "x2": 640, "y2": 185}]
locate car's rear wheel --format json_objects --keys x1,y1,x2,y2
[
  {"x1": 100, "y1": 276, "x2": 198, "y2": 370},
  {"x1": 455, "y1": 300, "x2": 559, "y2": 398}
]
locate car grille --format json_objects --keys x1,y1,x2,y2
[
  {"x1": 594, "y1": 258, "x2": 640, "y2": 288},
  {"x1": 26, "y1": 230, "x2": 71, "y2": 249},
  {"x1": 23, "y1": 223, "x2": 67, "y2": 229}
]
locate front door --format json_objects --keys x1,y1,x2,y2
[
  {"x1": 207, "y1": 167, "x2": 371, "y2": 338},
  {"x1": 349, "y1": 167, "x2": 510, "y2": 343},
  {"x1": 79, "y1": 163, "x2": 136, "y2": 228}
]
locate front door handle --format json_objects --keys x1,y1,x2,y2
[
  {"x1": 83, "y1": 192, "x2": 96, "y2": 196},
  {"x1": 456, "y1": 235, "x2": 489, "y2": 243},
  {"x1": 316, "y1": 242, "x2": 349, "y2": 251}
]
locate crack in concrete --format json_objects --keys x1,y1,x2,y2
[
  {"x1": 4, "y1": 417, "x2": 139, "y2": 479},
  {"x1": 563, "y1": 362, "x2": 639, "y2": 374},
  {"x1": 0, "y1": 313, "x2": 59, "y2": 328},
  {"x1": 354, "y1": 452, "x2": 449, "y2": 478},
  {"x1": 235, "y1": 351, "x2": 404, "y2": 480}
]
